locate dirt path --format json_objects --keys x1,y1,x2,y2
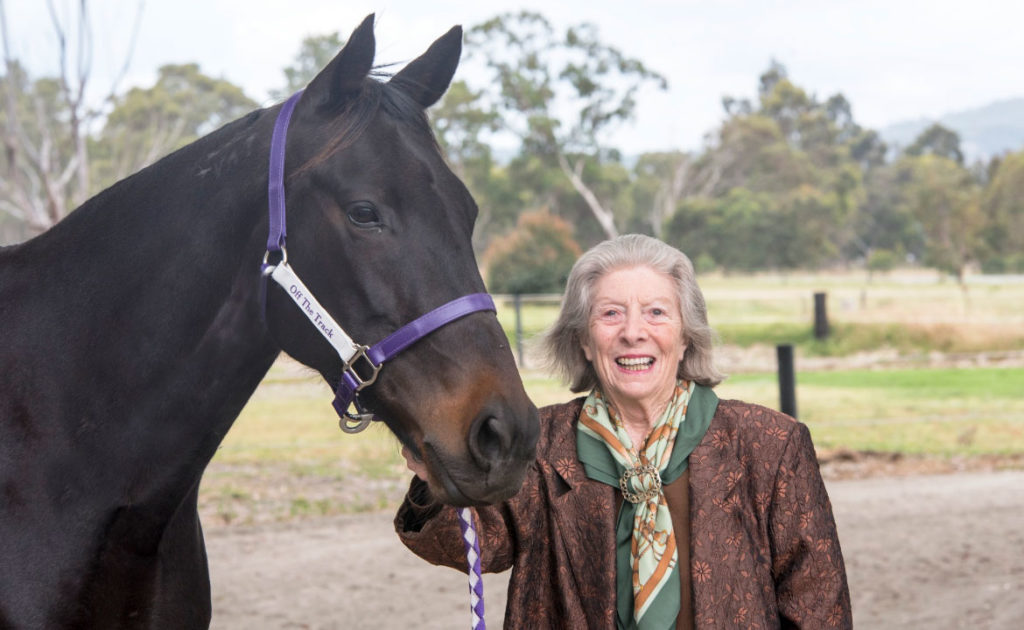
[{"x1": 206, "y1": 470, "x2": 1024, "y2": 629}]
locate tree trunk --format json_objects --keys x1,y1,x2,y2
[{"x1": 556, "y1": 152, "x2": 618, "y2": 240}]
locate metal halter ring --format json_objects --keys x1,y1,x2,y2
[
  {"x1": 262, "y1": 246, "x2": 288, "y2": 267},
  {"x1": 619, "y1": 462, "x2": 663, "y2": 504},
  {"x1": 340, "y1": 410, "x2": 374, "y2": 433}
]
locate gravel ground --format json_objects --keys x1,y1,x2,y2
[{"x1": 205, "y1": 469, "x2": 1024, "y2": 629}]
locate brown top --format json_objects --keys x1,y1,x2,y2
[{"x1": 395, "y1": 398, "x2": 852, "y2": 629}]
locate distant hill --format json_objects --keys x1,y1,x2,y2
[{"x1": 879, "y1": 97, "x2": 1024, "y2": 162}]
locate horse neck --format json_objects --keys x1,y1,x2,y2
[{"x1": 6, "y1": 111, "x2": 282, "y2": 513}]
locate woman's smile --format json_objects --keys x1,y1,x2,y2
[{"x1": 616, "y1": 355, "x2": 655, "y2": 371}]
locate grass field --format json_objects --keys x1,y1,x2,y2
[{"x1": 200, "y1": 271, "x2": 1024, "y2": 521}]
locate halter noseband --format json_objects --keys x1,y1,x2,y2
[{"x1": 259, "y1": 90, "x2": 496, "y2": 433}]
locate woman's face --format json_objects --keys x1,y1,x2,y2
[{"x1": 581, "y1": 265, "x2": 687, "y2": 414}]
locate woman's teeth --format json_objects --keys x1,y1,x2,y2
[{"x1": 616, "y1": 357, "x2": 653, "y2": 371}]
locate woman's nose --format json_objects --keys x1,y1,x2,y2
[{"x1": 621, "y1": 309, "x2": 648, "y2": 342}]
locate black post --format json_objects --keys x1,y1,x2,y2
[
  {"x1": 777, "y1": 344, "x2": 797, "y2": 419},
  {"x1": 813, "y1": 291, "x2": 829, "y2": 340},
  {"x1": 514, "y1": 293, "x2": 524, "y2": 368}
]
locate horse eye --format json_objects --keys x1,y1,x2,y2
[{"x1": 346, "y1": 202, "x2": 382, "y2": 228}]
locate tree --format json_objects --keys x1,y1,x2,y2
[
  {"x1": 630, "y1": 151, "x2": 715, "y2": 239},
  {"x1": 905, "y1": 123, "x2": 964, "y2": 165},
  {"x1": 698, "y1": 64, "x2": 851, "y2": 200},
  {"x1": 979, "y1": 149, "x2": 1024, "y2": 271},
  {"x1": 462, "y1": 11, "x2": 667, "y2": 240},
  {"x1": 429, "y1": 79, "x2": 506, "y2": 251},
  {"x1": 91, "y1": 64, "x2": 256, "y2": 187},
  {"x1": 666, "y1": 62, "x2": 879, "y2": 270},
  {"x1": 483, "y1": 210, "x2": 581, "y2": 294},
  {"x1": 897, "y1": 154, "x2": 983, "y2": 282},
  {"x1": 0, "y1": 0, "x2": 143, "y2": 235},
  {"x1": 664, "y1": 184, "x2": 848, "y2": 272},
  {"x1": 272, "y1": 32, "x2": 345, "y2": 100},
  {"x1": 847, "y1": 160, "x2": 925, "y2": 263}
]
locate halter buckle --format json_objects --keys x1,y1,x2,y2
[{"x1": 344, "y1": 345, "x2": 381, "y2": 391}]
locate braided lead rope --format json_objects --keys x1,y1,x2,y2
[{"x1": 458, "y1": 507, "x2": 486, "y2": 630}]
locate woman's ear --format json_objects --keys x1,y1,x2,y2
[{"x1": 579, "y1": 334, "x2": 593, "y2": 362}]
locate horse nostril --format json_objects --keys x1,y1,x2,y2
[{"x1": 469, "y1": 414, "x2": 514, "y2": 472}]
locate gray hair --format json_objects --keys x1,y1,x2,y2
[{"x1": 542, "y1": 234, "x2": 725, "y2": 392}]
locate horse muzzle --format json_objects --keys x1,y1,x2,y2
[{"x1": 419, "y1": 404, "x2": 539, "y2": 507}]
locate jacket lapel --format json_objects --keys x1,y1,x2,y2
[{"x1": 543, "y1": 400, "x2": 618, "y2": 607}]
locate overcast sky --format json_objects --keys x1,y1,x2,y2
[{"x1": 4, "y1": 0, "x2": 1023, "y2": 153}]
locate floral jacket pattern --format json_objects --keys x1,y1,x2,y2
[{"x1": 395, "y1": 398, "x2": 852, "y2": 629}]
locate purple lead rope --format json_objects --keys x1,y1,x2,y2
[{"x1": 458, "y1": 507, "x2": 486, "y2": 630}]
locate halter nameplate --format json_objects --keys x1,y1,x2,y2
[
  {"x1": 268, "y1": 261, "x2": 364, "y2": 364},
  {"x1": 261, "y1": 90, "x2": 498, "y2": 429}
]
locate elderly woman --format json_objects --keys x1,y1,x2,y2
[{"x1": 395, "y1": 234, "x2": 851, "y2": 629}]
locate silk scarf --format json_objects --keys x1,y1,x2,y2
[{"x1": 577, "y1": 381, "x2": 718, "y2": 630}]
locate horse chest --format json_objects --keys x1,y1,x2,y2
[{"x1": 0, "y1": 502, "x2": 209, "y2": 629}]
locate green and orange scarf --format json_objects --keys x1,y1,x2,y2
[{"x1": 577, "y1": 381, "x2": 717, "y2": 630}]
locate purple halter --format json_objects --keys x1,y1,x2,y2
[{"x1": 260, "y1": 91, "x2": 496, "y2": 432}]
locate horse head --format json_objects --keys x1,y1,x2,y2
[{"x1": 262, "y1": 15, "x2": 539, "y2": 506}]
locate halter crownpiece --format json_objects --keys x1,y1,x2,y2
[{"x1": 260, "y1": 90, "x2": 497, "y2": 430}]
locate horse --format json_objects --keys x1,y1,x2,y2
[{"x1": 0, "y1": 15, "x2": 539, "y2": 628}]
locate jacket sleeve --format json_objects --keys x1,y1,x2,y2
[
  {"x1": 393, "y1": 475, "x2": 526, "y2": 575},
  {"x1": 769, "y1": 423, "x2": 853, "y2": 629}
]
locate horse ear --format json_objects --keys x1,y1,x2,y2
[
  {"x1": 304, "y1": 14, "x2": 376, "y2": 111},
  {"x1": 389, "y1": 25, "x2": 462, "y2": 108}
]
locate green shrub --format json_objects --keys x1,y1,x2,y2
[
  {"x1": 484, "y1": 210, "x2": 581, "y2": 294},
  {"x1": 866, "y1": 249, "x2": 899, "y2": 272},
  {"x1": 980, "y1": 254, "x2": 1024, "y2": 274}
]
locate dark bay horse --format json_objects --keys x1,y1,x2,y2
[{"x1": 0, "y1": 15, "x2": 538, "y2": 628}]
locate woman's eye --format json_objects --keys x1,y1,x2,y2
[{"x1": 346, "y1": 202, "x2": 382, "y2": 227}]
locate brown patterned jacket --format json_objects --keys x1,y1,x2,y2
[{"x1": 395, "y1": 398, "x2": 852, "y2": 629}]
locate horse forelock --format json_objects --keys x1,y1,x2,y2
[{"x1": 290, "y1": 75, "x2": 439, "y2": 180}]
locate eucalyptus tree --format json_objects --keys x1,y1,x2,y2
[
  {"x1": 979, "y1": 150, "x2": 1024, "y2": 271},
  {"x1": 460, "y1": 11, "x2": 667, "y2": 240},
  {"x1": 0, "y1": 0, "x2": 143, "y2": 235},
  {"x1": 897, "y1": 153, "x2": 983, "y2": 283},
  {"x1": 271, "y1": 32, "x2": 345, "y2": 100},
  {"x1": 91, "y1": 64, "x2": 256, "y2": 187},
  {"x1": 428, "y1": 78, "x2": 506, "y2": 252},
  {"x1": 905, "y1": 122, "x2": 965, "y2": 165},
  {"x1": 668, "y1": 62, "x2": 881, "y2": 270}
]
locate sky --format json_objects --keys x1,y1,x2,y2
[{"x1": 3, "y1": 0, "x2": 1023, "y2": 154}]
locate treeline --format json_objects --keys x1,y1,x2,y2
[
  {"x1": 433, "y1": 15, "x2": 1024, "y2": 291},
  {"x1": 2, "y1": 9, "x2": 1022, "y2": 286}
]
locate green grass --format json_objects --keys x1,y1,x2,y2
[
  {"x1": 715, "y1": 367, "x2": 1024, "y2": 455},
  {"x1": 716, "y1": 321, "x2": 1024, "y2": 356},
  {"x1": 494, "y1": 297, "x2": 561, "y2": 341}
]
